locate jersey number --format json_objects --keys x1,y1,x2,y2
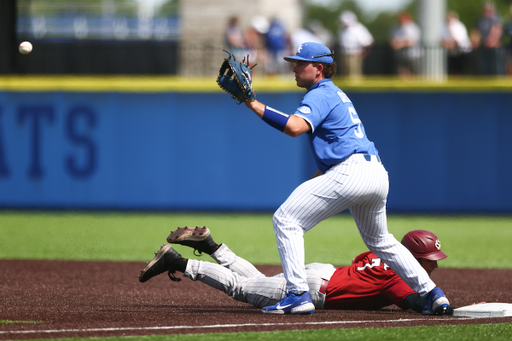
[
  {"x1": 349, "y1": 107, "x2": 364, "y2": 139},
  {"x1": 356, "y1": 258, "x2": 389, "y2": 271}
]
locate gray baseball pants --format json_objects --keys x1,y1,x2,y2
[{"x1": 184, "y1": 244, "x2": 336, "y2": 309}]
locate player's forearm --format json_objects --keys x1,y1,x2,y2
[
  {"x1": 245, "y1": 101, "x2": 309, "y2": 137},
  {"x1": 245, "y1": 99, "x2": 266, "y2": 118},
  {"x1": 402, "y1": 293, "x2": 424, "y2": 313}
]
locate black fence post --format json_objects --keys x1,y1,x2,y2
[{"x1": 0, "y1": 0, "x2": 17, "y2": 74}]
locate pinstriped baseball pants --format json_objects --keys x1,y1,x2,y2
[
  {"x1": 184, "y1": 244, "x2": 336, "y2": 309},
  {"x1": 273, "y1": 153, "x2": 436, "y2": 296}
]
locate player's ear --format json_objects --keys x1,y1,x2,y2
[{"x1": 316, "y1": 63, "x2": 324, "y2": 76}]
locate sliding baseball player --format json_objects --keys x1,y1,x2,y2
[{"x1": 139, "y1": 227, "x2": 451, "y2": 315}]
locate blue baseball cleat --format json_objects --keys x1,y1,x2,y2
[
  {"x1": 423, "y1": 287, "x2": 450, "y2": 315},
  {"x1": 262, "y1": 291, "x2": 315, "y2": 315}
]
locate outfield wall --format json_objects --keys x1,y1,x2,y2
[{"x1": 1, "y1": 77, "x2": 511, "y2": 212}]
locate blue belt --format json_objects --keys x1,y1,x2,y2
[
  {"x1": 363, "y1": 154, "x2": 381, "y2": 163},
  {"x1": 328, "y1": 154, "x2": 381, "y2": 170}
]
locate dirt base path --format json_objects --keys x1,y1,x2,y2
[{"x1": 1, "y1": 259, "x2": 511, "y2": 340}]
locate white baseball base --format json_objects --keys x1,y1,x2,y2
[{"x1": 453, "y1": 303, "x2": 512, "y2": 318}]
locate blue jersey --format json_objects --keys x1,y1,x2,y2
[
  {"x1": 266, "y1": 21, "x2": 287, "y2": 52},
  {"x1": 294, "y1": 79, "x2": 378, "y2": 173}
]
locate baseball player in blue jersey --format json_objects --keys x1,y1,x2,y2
[{"x1": 240, "y1": 42, "x2": 450, "y2": 315}]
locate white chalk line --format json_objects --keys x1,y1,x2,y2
[{"x1": 0, "y1": 317, "x2": 458, "y2": 335}]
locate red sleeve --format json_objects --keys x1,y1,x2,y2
[
  {"x1": 324, "y1": 252, "x2": 416, "y2": 310},
  {"x1": 381, "y1": 272, "x2": 417, "y2": 309}
]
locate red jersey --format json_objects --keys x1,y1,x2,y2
[{"x1": 324, "y1": 251, "x2": 416, "y2": 310}]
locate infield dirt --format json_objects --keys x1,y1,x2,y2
[{"x1": 1, "y1": 259, "x2": 511, "y2": 340}]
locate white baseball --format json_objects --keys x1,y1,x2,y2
[{"x1": 19, "y1": 41, "x2": 33, "y2": 55}]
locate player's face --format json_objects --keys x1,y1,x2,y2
[
  {"x1": 292, "y1": 61, "x2": 322, "y2": 90},
  {"x1": 419, "y1": 259, "x2": 438, "y2": 276}
]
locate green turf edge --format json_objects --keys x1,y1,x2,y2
[
  {"x1": 14, "y1": 323, "x2": 512, "y2": 341},
  {"x1": 2, "y1": 211, "x2": 512, "y2": 269},
  {"x1": 0, "y1": 320, "x2": 47, "y2": 324}
]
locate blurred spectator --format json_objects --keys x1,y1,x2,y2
[
  {"x1": 309, "y1": 20, "x2": 335, "y2": 49},
  {"x1": 503, "y1": 5, "x2": 512, "y2": 75},
  {"x1": 390, "y1": 11, "x2": 421, "y2": 77},
  {"x1": 290, "y1": 26, "x2": 322, "y2": 53},
  {"x1": 441, "y1": 11, "x2": 472, "y2": 75},
  {"x1": 265, "y1": 16, "x2": 288, "y2": 75},
  {"x1": 470, "y1": 1, "x2": 504, "y2": 75},
  {"x1": 337, "y1": 11, "x2": 374, "y2": 79},
  {"x1": 245, "y1": 15, "x2": 269, "y2": 73},
  {"x1": 225, "y1": 16, "x2": 247, "y2": 59}
]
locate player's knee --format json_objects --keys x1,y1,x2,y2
[
  {"x1": 272, "y1": 211, "x2": 282, "y2": 228},
  {"x1": 272, "y1": 208, "x2": 291, "y2": 230}
]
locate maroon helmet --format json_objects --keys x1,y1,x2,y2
[{"x1": 401, "y1": 230, "x2": 447, "y2": 261}]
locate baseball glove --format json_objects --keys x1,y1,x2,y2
[{"x1": 217, "y1": 51, "x2": 256, "y2": 104}]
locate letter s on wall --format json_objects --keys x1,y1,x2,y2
[{"x1": 65, "y1": 106, "x2": 97, "y2": 179}]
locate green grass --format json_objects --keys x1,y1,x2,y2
[
  {"x1": 0, "y1": 320, "x2": 46, "y2": 324},
  {"x1": 2, "y1": 210, "x2": 512, "y2": 341},
  {"x1": 1, "y1": 211, "x2": 511, "y2": 268},
  {"x1": 0, "y1": 210, "x2": 281, "y2": 263},
  {"x1": 16, "y1": 323, "x2": 512, "y2": 341}
]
